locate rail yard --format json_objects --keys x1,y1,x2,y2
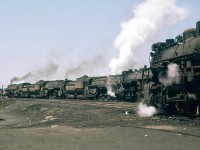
[
  {"x1": 1, "y1": 4, "x2": 200, "y2": 150},
  {"x1": 0, "y1": 98, "x2": 200, "y2": 150}
]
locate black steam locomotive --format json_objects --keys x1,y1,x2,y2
[
  {"x1": 143, "y1": 21, "x2": 200, "y2": 117},
  {"x1": 4, "y1": 21, "x2": 200, "y2": 117},
  {"x1": 5, "y1": 66, "x2": 151, "y2": 102}
]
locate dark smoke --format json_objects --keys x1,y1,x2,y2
[
  {"x1": 65, "y1": 55, "x2": 106, "y2": 79},
  {"x1": 11, "y1": 72, "x2": 33, "y2": 83},
  {"x1": 11, "y1": 61, "x2": 58, "y2": 84},
  {"x1": 36, "y1": 61, "x2": 58, "y2": 76}
]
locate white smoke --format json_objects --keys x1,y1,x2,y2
[
  {"x1": 109, "y1": 0, "x2": 187, "y2": 74},
  {"x1": 137, "y1": 103, "x2": 157, "y2": 117},
  {"x1": 168, "y1": 63, "x2": 180, "y2": 79},
  {"x1": 107, "y1": 90, "x2": 115, "y2": 97},
  {"x1": 159, "y1": 63, "x2": 180, "y2": 86},
  {"x1": 107, "y1": 76, "x2": 115, "y2": 97}
]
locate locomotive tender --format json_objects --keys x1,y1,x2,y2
[{"x1": 4, "y1": 21, "x2": 200, "y2": 117}]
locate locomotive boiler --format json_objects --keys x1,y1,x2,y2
[
  {"x1": 27, "y1": 80, "x2": 50, "y2": 98},
  {"x1": 64, "y1": 75, "x2": 110, "y2": 100},
  {"x1": 86, "y1": 76, "x2": 108, "y2": 100},
  {"x1": 147, "y1": 21, "x2": 200, "y2": 117},
  {"x1": 5, "y1": 83, "x2": 31, "y2": 98},
  {"x1": 43, "y1": 80, "x2": 71, "y2": 99},
  {"x1": 64, "y1": 75, "x2": 95, "y2": 99},
  {"x1": 5, "y1": 84, "x2": 19, "y2": 98},
  {"x1": 116, "y1": 66, "x2": 152, "y2": 101}
]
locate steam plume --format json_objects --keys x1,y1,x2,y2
[
  {"x1": 137, "y1": 103, "x2": 157, "y2": 117},
  {"x1": 109, "y1": 0, "x2": 187, "y2": 74},
  {"x1": 159, "y1": 63, "x2": 180, "y2": 86},
  {"x1": 107, "y1": 76, "x2": 115, "y2": 97},
  {"x1": 11, "y1": 61, "x2": 58, "y2": 83}
]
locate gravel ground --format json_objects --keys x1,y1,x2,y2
[{"x1": 0, "y1": 98, "x2": 200, "y2": 150}]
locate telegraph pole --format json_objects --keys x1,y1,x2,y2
[
  {"x1": 0, "y1": 85, "x2": 3, "y2": 98},
  {"x1": 0, "y1": 85, "x2": 4, "y2": 98}
]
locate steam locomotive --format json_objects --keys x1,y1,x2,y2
[
  {"x1": 143, "y1": 21, "x2": 200, "y2": 117},
  {"x1": 4, "y1": 21, "x2": 200, "y2": 117},
  {"x1": 5, "y1": 66, "x2": 151, "y2": 102}
]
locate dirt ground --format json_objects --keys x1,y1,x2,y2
[{"x1": 0, "y1": 98, "x2": 200, "y2": 150}]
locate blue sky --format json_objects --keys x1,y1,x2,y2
[{"x1": 0, "y1": 0, "x2": 200, "y2": 87}]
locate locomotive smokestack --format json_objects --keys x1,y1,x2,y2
[{"x1": 196, "y1": 21, "x2": 200, "y2": 35}]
